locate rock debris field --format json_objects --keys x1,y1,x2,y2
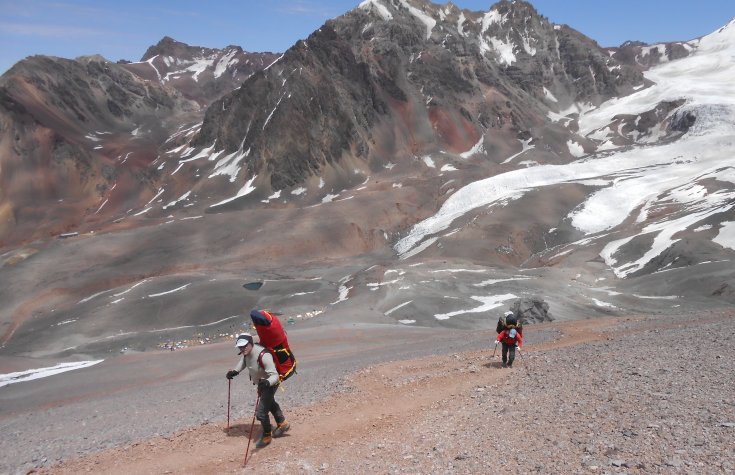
[{"x1": 19, "y1": 310, "x2": 735, "y2": 474}]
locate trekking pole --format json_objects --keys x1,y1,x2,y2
[
  {"x1": 243, "y1": 393, "x2": 261, "y2": 467},
  {"x1": 492, "y1": 341, "x2": 498, "y2": 358},
  {"x1": 226, "y1": 379, "x2": 231, "y2": 432}
]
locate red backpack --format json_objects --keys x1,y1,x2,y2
[{"x1": 250, "y1": 309, "x2": 297, "y2": 382}]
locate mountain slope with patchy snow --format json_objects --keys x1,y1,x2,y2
[{"x1": 396, "y1": 17, "x2": 735, "y2": 282}]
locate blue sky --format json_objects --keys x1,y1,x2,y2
[{"x1": 1, "y1": 0, "x2": 734, "y2": 74}]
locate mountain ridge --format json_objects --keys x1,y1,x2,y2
[
  {"x1": 189, "y1": 0, "x2": 646, "y2": 194},
  {"x1": 0, "y1": 39, "x2": 279, "y2": 246}
]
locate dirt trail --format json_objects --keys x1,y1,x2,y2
[{"x1": 40, "y1": 317, "x2": 624, "y2": 474}]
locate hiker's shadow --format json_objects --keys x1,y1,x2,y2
[
  {"x1": 223, "y1": 424, "x2": 292, "y2": 443},
  {"x1": 483, "y1": 360, "x2": 505, "y2": 369},
  {"x1": 224, "y1": 423, "x2": 256, "y2": 437}
]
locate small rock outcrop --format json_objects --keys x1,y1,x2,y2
[{"x1": 510, "y1": 297, "x2": 552, "y2": 323}]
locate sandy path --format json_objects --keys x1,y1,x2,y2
[{"x1": 39, "y1": 317, "x2": 621, "y2": 474}]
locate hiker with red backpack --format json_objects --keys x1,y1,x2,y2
[
  {"x1": 495, "y1": 310, "x2": 523, "y2": 368},
  {"x1": 226, "y1": 332, "x2": 290, "y2": 448}
]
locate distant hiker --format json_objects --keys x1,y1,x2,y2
[
  {"x1": 496, "y1": 327, "x2": 522, "y2": 368},
  {"x1": 226, "y1": 333, "x2": 290, "y2": 447}
]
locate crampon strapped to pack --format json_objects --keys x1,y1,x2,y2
[{"x1": 250, "y1": 309, "x2": 297, "y2": 382}]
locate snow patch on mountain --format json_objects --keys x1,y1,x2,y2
[
  {"x1": 501, "y1": 138, "x2": 534, "y2": 164},
  {"x1": 398, "y1": 0, "x2": 436, "y2": 40},
  {"x1": 434, "y1": 293, "x2": 517, "y2": 320},
  {"x1": 0, "y1": 361, "x2": 103, "y2": 388},
  {"x1": 460, "y1": 135, "x2": 485, "y2": 158},
  {"x1": 145, "y1": 55, "x2": 162, "y2": 81},
  {"x1": 566, "y1": 140, "x2": 585, "y2": 157},
  {"x1": 208, "y1": 148, "x2": 250, "y2": 182},
  {"x1": 543, "y1": 87, "x2": 558, "y2": 103},
  {"x1": 209, "y1": 175, "x2": 258, "y2": 208},
  {"x1": 163, "y1": 191, "x2": 192, "y2": 210},
  {"x1": 359, "y1": 0, "x2": 393, "y2": 21},
  {"x1": 214, "y1": 49, "x2": 239, "y2": 79},
  {"x1": 457, "y1": 13, "x2": 468, "y2": 37},
  {"x1": 481, "y1": 10, "x2": 503, "y2": 33},
  {"x1": 714, "y1": 221, "x2": 735, "y2": 250}
]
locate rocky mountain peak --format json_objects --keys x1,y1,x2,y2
[
  {"x1": 74, "y1": 54, "x2": 110, "y2": 64},
  {"x1": 123, "y1": 38, "x2": 279, "y2": 106},
  {"x1": 188, "y1": 0, "x2": 644, "y2": 195},
  {"x1": 141, "y1": 36, "x2": 248, "y2": 64},
  {"x1": 492, "y1": 0, "x2": 539, "y2": 17},
  {"x1": 620, "y1": 40, "x2": 648, "y2": 48},
  {"x1": 141, "y1": 36, "x2": 197, "y2": 61}
]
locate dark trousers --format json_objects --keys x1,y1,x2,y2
[
  {"x1": 256, "y1": 384, "x2": 284, "y2": 434},
  {"x1": 501, "y1": 343, "x2": 516, "y2": 365}
]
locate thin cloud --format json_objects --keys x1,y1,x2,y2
[
  {"x1": 144, "y1": 6, "x2": 201, "y2": 19},
  {"x1": 0, "y1": 1, "x2": 119, "y2": 20},
  {"x1": 41, "y1": 1, "x2": 118, "y2": 18},
  {"x1": 0, "y1": 22, "x2": 103, "y2": 38},
  {"x1": 277, "y1": 0, "x2": 339, "y2": 19}
]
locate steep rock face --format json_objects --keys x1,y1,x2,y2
[
  {"x1": 193, "y1": 26, "x2": 384, "y2": 191},
  {"x1": 191, "y1": 0, "x2": 644, "y2": 193},
  {"x1": 462, "y1": 0, "x2": 642, "y2": 105}
]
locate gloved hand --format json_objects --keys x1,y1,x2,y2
[
  {"x1": 226, "y1": 370, "x2": 239, "y2": 380},
  {"x1": 495, "y1": 340, "x2": 500, "y2": 346},
  {"x1": 257, "y1": 379, "x2": 270, "y2": 391}
]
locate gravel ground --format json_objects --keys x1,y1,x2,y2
[
  {"x1": 393, "y1": 316, "x2": 734, "y2": 473},
  {"x1": 252, "y1": 311, "x2": 735, "y2": 474},
  {"x1": 9, "y1": 311, "x2": 735, "y2": 474},
  {"x1": 0, "y1": 323, "x2": 557, "y2": 474}
]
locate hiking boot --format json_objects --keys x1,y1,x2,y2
[
  {"x1": 256, "y1": 432, "x2": 272, "y2": 448},
  {"x1": 273, "y1": 420, "x2": 290, "y2": 437},
  {"x1": 501, "y1": 362, "x2": 507, "y2": 368},
  {"x1": 507, "y1": 362, "x2": 513, "y2": 368}
]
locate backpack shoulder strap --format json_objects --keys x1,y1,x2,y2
[{"x1": 257, "y1": 349, "x2": 267, "y2": 368}]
